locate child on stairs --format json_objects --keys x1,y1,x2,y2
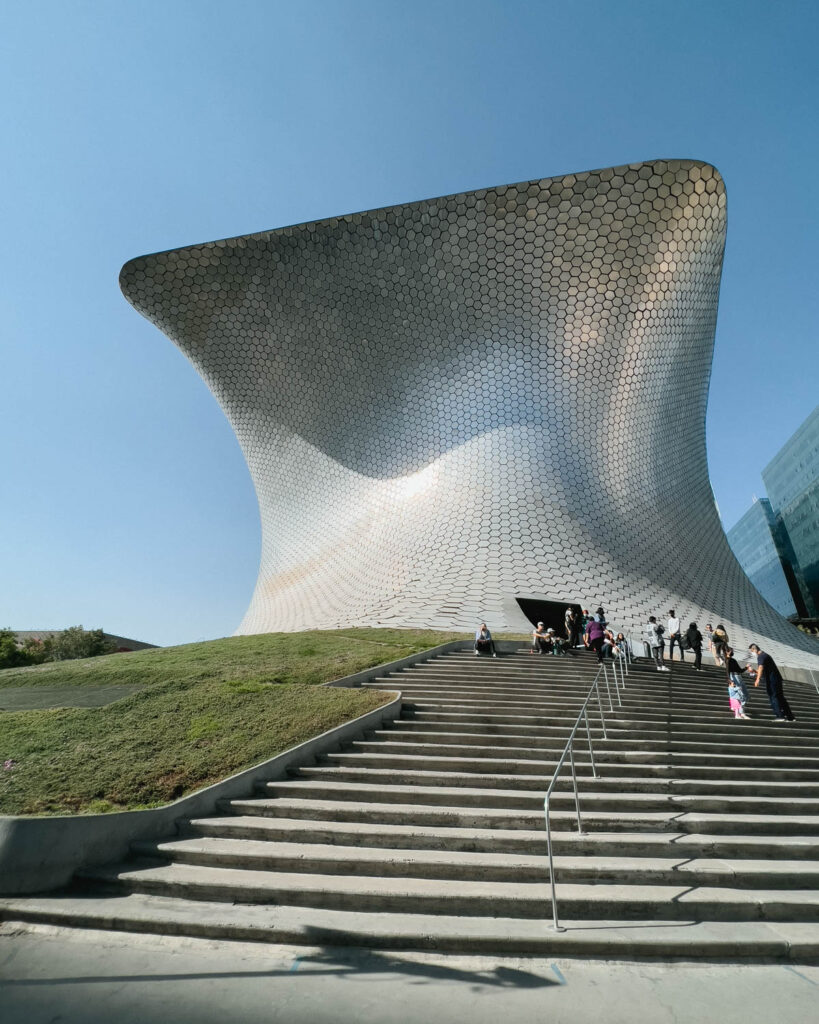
[{"x1": 726, "y1": 646, "x2": 750, "y2": 719}]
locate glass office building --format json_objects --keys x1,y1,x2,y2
[
  {"x1": 726, "y1": 498, "x2": 804, "y2": 618},
  {"x1": 762, "y1": 405, "x2": 819, "y2": 617}
]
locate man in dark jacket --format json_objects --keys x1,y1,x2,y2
[
  {"x1": 748, "y1": 644, "x2": 795, "y2": 722},
  {"x1": 685, "y1": 622, "x2": 703, "y2": 671}
]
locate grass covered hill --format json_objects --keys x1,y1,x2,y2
[{"x1": 0, "y1": 628, "x2": 461, "y2": 817}]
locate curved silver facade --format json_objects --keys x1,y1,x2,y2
[{"x1": 121, "y1": 159, "x2": 819, "y2": 667}]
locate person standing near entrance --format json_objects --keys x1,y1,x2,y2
[
  {"x1": 667, "y1": 610, "x2": 684, "y2": 662},
  {"x1": 565, "y1": 607, "x2": 580, "y2": 648},
  {"x1": 712, "y1": 624, "x2": 729, "y2": 667},
  {"x1": 644, "y1": 616, "x2": 669, "y2": 671},
  {"x1": 685, "y1": 622, "x2": 703, "y2": 671},
  {"x1": 748, "y1": 644, "x2": 795, "y2": 721}
]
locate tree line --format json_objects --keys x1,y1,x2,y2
[{"x1": 0, "y1": 626, "x2": 117, "y2": 669}]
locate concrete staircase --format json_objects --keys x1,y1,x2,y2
[{"x1": 4, "y1": 649, "x2": 819, "y2": 959}]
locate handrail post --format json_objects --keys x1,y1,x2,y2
[
  {"x1": 602, "y1": 662, "x2": 614, "y2": 711},
  {"x1": 619, "y1": 646, "x2": 628, "y2": 684},
  {"x1": 584, "y1": 706, "x2": 596, "y2": 778},
  {"x1": 570, "y1": 743, "x2": 582, "y2": 833},
  {"x1": 595, "y1": 678, "x2": 607, "y2": 738},
  {"x1": 616, "y1": 650, "x2": 626, "y2": 691},
  {"x1": 610, "y1": 658, "x2": 622, "y2": 706},
  {"x1": 544, "y1": 796, "x2": 564, "y2": 931}
]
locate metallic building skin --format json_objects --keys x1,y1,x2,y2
[{"x1": 121, "y1": 160, "x2": 819, "y2": 667}]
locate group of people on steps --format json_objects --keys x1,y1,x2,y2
[
  {"x1": 645, "y1": 613, "x2": 796, "y2": 722},
  {"x1": 475, "y1": 610, "x2": 796, "y2": 723}
]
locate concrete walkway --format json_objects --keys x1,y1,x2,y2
[
  {"x1": 1, "y1": 922, "x2": 818, "y2": 1024},
  {"x1": 0, "y1": 685, "x2": 143, "y2": 711}
]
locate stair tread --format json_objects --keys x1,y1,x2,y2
[
  {"x1": 352, "y1": 739, "x2": 819, "y2": 758},
  {"x1": 262, "y1": 778, "x2": 819, "y2": 808},
  {"x1": 230, "y1": 795, "x2": 819, "y2": 826},
  {"x1": 82, "y1": 860, "x2": 819, "y2": 907},
  {"x1": 134, "y1": 837, "x2": 819, "y2": 880},
  {"x1": 338, "y1": 745, "x2": 819, "y2": 762},
  {"x1": 191, "y1": 814, "x2": 819, "y2": 849},
  {"x1": 298, "y1": 767, "x2": 819, "y2": 790},
  {"x1": 4, "y1": 892, "x2": 817, "y2": 957}
]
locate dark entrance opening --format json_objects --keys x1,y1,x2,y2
[{"x1": 516, "y1": 598, "x2": 583, "y2": 636}]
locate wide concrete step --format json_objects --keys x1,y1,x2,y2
[
  {"x1": 369, "y1": 727, "x2": 819, "y2": 757},
  {"x1": 404, "y1": 708, "x2": 819, "y2": 737},
  {"x1": 4, "y1": 892, "x2": 816, "y2": 959},
  {"x1": 401, "y1": 697, "x2": 819, "y2": 724},
  {"x1": 323, "y1": 750, "x2": 819, "y2": 781},
  {"x1": 295, "y1": 764, "x2": 819, "y2": 798},
  {"x1": 259, "y1": 778, "x2": 819, "y2": 816},
  {"x1": 400, "y1": 694, "x2": 819, "y2": 719},
  {"x1": 388, "y1": 671, "x2": 818, "y2": 698},
  {"x1": 393, "y1": 667, "x2": 816, "y2": 698},
  {"x1": 346, "y1": 739, "x2": 663, "y2": 761},
  {"x1": 389, "y1": 717, "x2": 819, "y2": 744},
  {"x1": 381, "y1": 677, "x2": 612, "y2": 693},
  {"x1": 394, "y1": 690, "x2": 819, "y2": 721},
  {"x1": 265, "y1": 778, "x2": 676, "y2": 811},
  {"x1": 408, "y1": 657, "x2": 599, "y2": 670},
  {"x1": 398, "y1": 696, "x2": 600, "y2": 714},
  {"x1": 390, "y1": 718, "x2": 641, "y2": 739},
  {"x1": 346, "y1": 739, "x2": 819, "y2": 766},
  {"x1": 129, "y1": 836, "x2": 819, "y2": 889},
  {"x1": 188, "y1": 815, "x2": 819, "y2": 859},
  {"x1": 325, "y1": 750, "x2": 659, "y2": 775},
  {"x1": 224, "y1": 796, "x2": 819, "y2": 835},
  {"x1": 76, "y1": 860, "x2": 819, "y2": 922},
  {"x1": 396, "y1": 662, "x2": 585, "y2": 673},
  {"x1": 369, "y1": 728, "x2": 666, "y2": 751},
  {"x1": 391, "y1": 681, "x2": 602, "y2": 695}
]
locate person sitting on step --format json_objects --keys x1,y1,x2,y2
[
  {"x1": 548, "y1": 628, "x2": 568, "y2": 656},
  {"x1": 474, "y1": 623, "x2": 498, "y2": 658},
  {"x1": 531, "y1": 621, "x2": 551, "y2": 654},
  {"x1": 601, "y1": 628, "x2": 618, "y2": 659}
]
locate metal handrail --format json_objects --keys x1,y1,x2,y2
[{"x1": 543, "y1": 663, "x2": 609, "y2": 931}]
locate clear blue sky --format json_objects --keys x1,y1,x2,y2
[{"x1": 2, "y1": 1, "x2": 817, "y2": 647}]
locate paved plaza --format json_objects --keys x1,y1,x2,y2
[{"x1": 2, "y1": 922, "x2": 818, "y2": 1024}]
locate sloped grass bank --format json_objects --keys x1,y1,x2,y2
[{"x1": 0, "y1": 629, "x2": 460, "y2": 816}]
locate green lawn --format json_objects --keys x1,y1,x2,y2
[{"x1": 0, "y1": 628, "x2": 463, "y2": 817}]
